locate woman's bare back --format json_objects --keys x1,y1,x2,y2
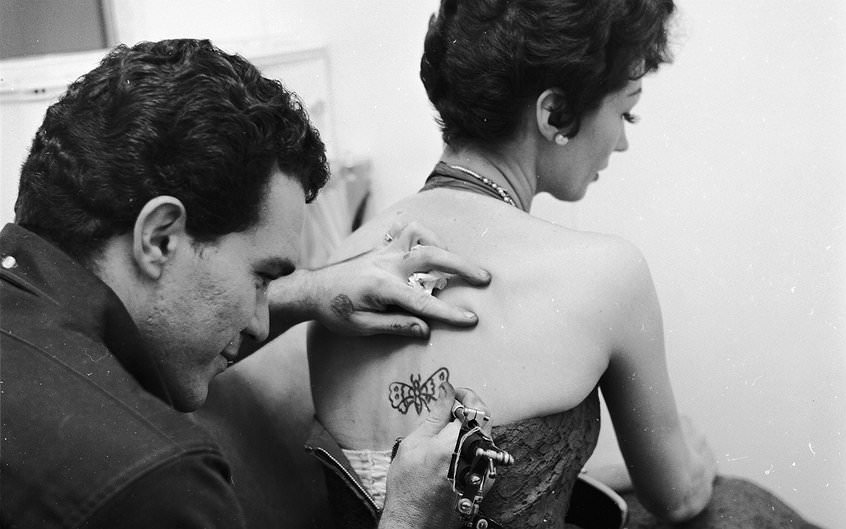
[{"x1": 308, "y1": 187, "x2": 646, "y2": 450}]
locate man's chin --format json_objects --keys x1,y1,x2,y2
[
  {"x1": 171, "y1": 396, "x2": 204, "y2": 412},
  {"x1": 166, "y1": 375, "x2": 215, "y2": 412}
]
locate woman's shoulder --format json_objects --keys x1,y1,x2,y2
[
  {"x1": 332, "y1": 192, "x2": 653, "y2": 291},
  {"x1": 559, "y1": 229, "x2": 655, "y2": 306},
  {"x1": 499, "y1": 223, "x2": 658, "y2": 330},
  {"x1": 573, "y1": 230, "x2": 651, "y2": 280},
  {"x1": 512, "y1": 219, "x2": 651, "y2": 281}
]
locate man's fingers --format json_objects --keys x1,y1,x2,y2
[
  {"x1": 389, "y1": 285, "x2": 479, "y2": 327},
  {"x1": 388, "y1": 220, "x2": 445, "y2": 250},
  {"x1": 404, "y1": 245, "x2": 491, "y2": 286},
  {"x1": 453, "y1": 386, "x2": 489, "y2": 415},
  {"x1": 453, "y1": 386, "x2": 492, "y2": 433},
  {"x1": 348, "y1": 311, "x2": 431, "y2": 338},
  {"x1": 417, "y1": 381, "x2": 457, "y2": 437}
]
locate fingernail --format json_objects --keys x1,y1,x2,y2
[
  {"x1": 410, "y1": 323, "x2": 426, "y2": 337},
  {"x1": 464, "y1": 311, "x2": 478, "y2": 321}
]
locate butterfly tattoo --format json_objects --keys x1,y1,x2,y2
[{"x1": 388, "y1": 367, "x2": 450, "y2": 415}]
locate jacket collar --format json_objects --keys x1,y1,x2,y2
[
  {"x1": 304, "y1": 417, "x2": 380, "y2": 519},
  {"x1": 0, "y1": 223, "x2": 174, "y2": 405}
]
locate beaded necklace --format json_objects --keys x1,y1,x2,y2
[{"x1": 446, "y1": 164, "x2": 520, "y2": 210}]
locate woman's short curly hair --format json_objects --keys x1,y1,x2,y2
[
  {"x1": 15, "y1": 39, "x2": 329, "y2": 266},
  {"x1": 420, "y1": 0, "x2": 676, "y2": 146}
]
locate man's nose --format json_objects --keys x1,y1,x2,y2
[{"x1": 245, "y1": 290, "x2": 270, "y2": 343}]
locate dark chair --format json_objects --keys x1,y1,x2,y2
[{"x1": 565, "y1": 473, "x2": 628, "y2": 529}]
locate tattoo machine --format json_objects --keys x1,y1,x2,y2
[{"x1": 447, "y1": 403, "x2": 514, "y2": 527}]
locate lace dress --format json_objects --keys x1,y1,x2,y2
[{"x1": 484, "y1": 388, "x2": 601, "y2": 528}]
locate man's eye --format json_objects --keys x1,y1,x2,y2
[{"x1": 623, "y1": 112, "x2": 640, "y2": 124}]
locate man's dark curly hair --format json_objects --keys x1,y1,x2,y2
[
  {"x1": 420, "y1": 0, "x2": 676, "y2": 146},
  {"x1": 15, "y1": 39, "x2": 329, "y2": 266}
]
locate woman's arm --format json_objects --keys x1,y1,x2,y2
[{"x1": 599, "y1": 240, "x2": 716, "y2": 522}]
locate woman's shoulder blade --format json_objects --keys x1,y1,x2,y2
[{"x1": 332, "y1": 191, "x2": 653, "y2": 306}]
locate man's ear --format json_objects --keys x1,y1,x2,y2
[
  {"x1": 535, "y1": 88, "x2": 569, "y2": 142},
  {"x1": 132, "y1": 196, "x2": 188, "y2": 280}
]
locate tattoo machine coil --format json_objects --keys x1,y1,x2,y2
[{"x1": 447, "y1": 403, "x2": 514, "y2": 527}]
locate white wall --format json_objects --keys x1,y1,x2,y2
[
  {"x1": 303, "y1": 1, "x2": 446, "y2": 210},
  {"x1": 2, "y1": 1, "x2": 843, "y2": 526},
  {"x1": 565, "y1": 4, "x2": 845, "y2": 526},
  {"x1": 316, "y1": 1, "x2": 846, "y2": 526}
]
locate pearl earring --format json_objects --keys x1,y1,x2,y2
[{"x1": 554, "y1": 133, "x2": 569, "y2": 146}]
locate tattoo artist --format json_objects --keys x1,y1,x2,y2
[{"x1": 0, "y1": 39, "x2": 491, "y2": 529}]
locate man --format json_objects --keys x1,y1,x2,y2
[{"x1": 0, "y1": 39, "x2": 490, "y2": 528}]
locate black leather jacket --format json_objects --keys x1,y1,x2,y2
[
  {"x1": 304, "y1": 419, "x2": 382, "y2": 529},
  {"x1": 0, "y1": 224, "x2": 245, "y2": 529}
]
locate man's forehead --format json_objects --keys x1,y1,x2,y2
[{"x1": 252, "y1": 171, "x2": 306, "y2": 264}]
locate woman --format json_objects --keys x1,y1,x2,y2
[{"x1": 307, "y1": 0, "x2": 821, "y2": 527}]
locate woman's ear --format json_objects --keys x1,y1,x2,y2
[
  {"x1": 536, "y1": 88, "x2": 569, "y2": 142},
  {"x1": 132, "y1": 196, "x2": 188, "y2": 280}
]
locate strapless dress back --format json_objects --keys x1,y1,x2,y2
[{"x1": 483, "y1": 388, "x2": 601, "y2": 528}]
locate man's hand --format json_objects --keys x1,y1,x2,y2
[
  {"x1": 272, "y1": 221, "x2": 491, "y2": 339},
  {"x1": 379, "y1": 383, "x2": 488, "y2": 529}
]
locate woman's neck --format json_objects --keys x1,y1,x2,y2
[{"x1": 440, "y1": 144, "x2": 537, "y2": 212}]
